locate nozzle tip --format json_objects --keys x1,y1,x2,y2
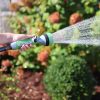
[
  {"x1": 44, "y1": 33, "x2": 53, "y2": 46},
  {"x1": 35, "y1": 33, "x2": 53, "y2": 46}
]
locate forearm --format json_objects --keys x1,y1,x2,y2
[
  {"x1": 0, "y1": 33, "x2": 33, "y2": 51},
  {"x1": 0, "y1": 33, "x2": 13, "y2": 44}
]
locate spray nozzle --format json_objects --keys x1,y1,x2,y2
[
  {"x1": 10, "y1": 33, "x2": 53, "y2": 49},
  {"x1": 35, "y1": 33, "x2": 53, "y2": 46}
]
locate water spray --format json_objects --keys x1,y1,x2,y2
[{"x1": 0, "y1": 16, "x2": 100, "y2": 52}]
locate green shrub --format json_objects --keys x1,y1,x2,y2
[{"x1": 44, "y1": 54, "x2": 96, "y2": 100}]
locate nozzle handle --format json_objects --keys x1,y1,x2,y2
[{"x1": 10, "y1": 36, "x2": 37, "y2": 49}]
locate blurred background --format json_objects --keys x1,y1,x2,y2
[{"x1": 0, "y1": 0, "x2": 100, "y2": 100}]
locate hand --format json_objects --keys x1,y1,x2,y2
[
  {"x1": 20, "y1": 44, "x2": 33, "y2": 51},
  {"x1": 13, "y1": 34, "x2": 34, "y2": 51}
]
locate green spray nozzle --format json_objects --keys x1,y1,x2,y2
[{"x1": 10, "y1": 33, "x2": 53, "y2": 50}]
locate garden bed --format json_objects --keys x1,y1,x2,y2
[{"x1": 0, "y1": 70, "x2": 50, "y2": 100}]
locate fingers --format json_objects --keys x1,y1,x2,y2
[{"x1": 20, "y1": 44, "x2": 33, "y2": 51}]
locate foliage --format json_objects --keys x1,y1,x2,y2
[
  {"x1": 10, "y1": 0, "x2": 100, "y2": 34},
  {"x1": 13, "y1": 47, "x2": 38, "y2": 69},
  {"x1": 8, "y1": 0, "x2": 100, "y2": 99},
  {"x1": 13, "y1": 46, "x2": 42, "y2": 70},
  {"x1": 13, "y1": 46, "x2": 51, "y2": 70},
  {"x1": 44, "y1": 54, "x2": 96, "y2": 100}
]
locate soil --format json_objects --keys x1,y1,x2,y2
[{"x1": 0, "y1": 70, "x2": 51, "y2": 100}]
